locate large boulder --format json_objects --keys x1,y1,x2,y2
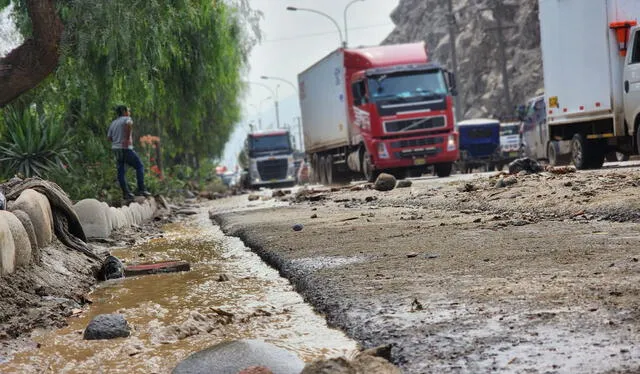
[
  {"x1": 0, "y1": 211, "x2": 31, "y2": 267},
  {"x1": 171, "y1": 340, "x2": 305, "y2": 374},
  {"x1": 0, "y1": 215, "x2": 15, "y2": 275},
  {"x1": 11, "y1": 189, "x2": 53, "y2": 248},
  {"x1": 11, "y1": 210, "x2": 40, "y2": 264},
  {"x1": 83, "y1": 314, "x2": 131, "y2": 340},
  {"x1": 73, "y1": 199, "x2": 110, "y2": 239}
]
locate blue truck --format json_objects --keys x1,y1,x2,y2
[{"x1": 456, "y1": 119, "x2": 502, "y2": 173}]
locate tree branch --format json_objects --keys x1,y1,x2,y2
[{"x1": 0, "y1": 0, "x2": 63, "y2": 108}]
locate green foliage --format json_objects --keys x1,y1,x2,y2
[
  {"x1": 0, "y1": 107, "x2": 75, "y2": 178},
  {"x1": 4, "y1": 0, "x2": 262, "y2": 200}
]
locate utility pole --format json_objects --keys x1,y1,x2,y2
[
  {"x1": 446, "y1": 0, "x2": 464, "y2": 120},
  {"x1": 484, "y1": 0, "x2": 516, "y2": 116}
]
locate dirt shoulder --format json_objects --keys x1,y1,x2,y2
[{"x1": 212, "y1": 168, "x2": 640, "y2": 373}]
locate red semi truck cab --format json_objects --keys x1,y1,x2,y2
[{"x1": 299, "y1": 42, "x2": 459, "y2": 183}]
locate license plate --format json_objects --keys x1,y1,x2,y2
[
  {"x1": 414, "y1": 158, "x2": 426, "y2": 166},
  {"x1": 508, "y1": 151, "x2": 518, "y2": 157}
]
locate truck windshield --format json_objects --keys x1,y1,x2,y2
[
  {"x1": 368, "y1": 70, "x2": 447, "y2": 101},
  {"x1": 249, "y1": 134, "x2": 291, "y2": 153},
  {"x1": 500, "y1": 125, "x2": 520, "y2": 136}
]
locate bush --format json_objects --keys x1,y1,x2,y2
[{"x1": 0, "y1": 107, "x2": 75, "y2": 179}]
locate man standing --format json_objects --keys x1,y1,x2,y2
[{"x1": 107, "y1": 105, "x2": 151, "y2": 200}]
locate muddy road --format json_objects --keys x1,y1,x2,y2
[
  {"x1": 0, "y1": 207, "x2": 356, "y2": 373},
  {"x1": 212, "y1": 163, "x2": 640, "y2": 373}
]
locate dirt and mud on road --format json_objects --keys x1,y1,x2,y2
[
  {"x1": 0, "y1": 213, "x2": 167, "y2": 363},
  {"x1": 212, "y1": 165, "x2": 640, "y2": 374}
]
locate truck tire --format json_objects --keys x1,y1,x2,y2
[
  {"x1": 362, "y1": 149, "x2": 379, "y2": 182},
  {"x1": 606, "y1": 151, "x2": 630, "y2": 162},
  {"x1": 318, "y1": 156, "x2": 328, "y2": 185},
  {"x1": 547, "y1": 141, "x2": 558, "y2": 166},
  {"x1": 571, "y1": 134, "x2": 605, "y2": 169},
  {"x1": 324, "y1": 155, "x2": 333, "y2": 185},
  {"x1": 434, "y1": 162, "x2": 453, "y2": 178}
]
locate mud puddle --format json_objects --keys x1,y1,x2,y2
[{"x1": 1, "y1": 210, "x2": 357, "y2": 373}]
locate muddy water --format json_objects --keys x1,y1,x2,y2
[{"x1": 2, "y1": 210, "x2": 357, "y2": 373}]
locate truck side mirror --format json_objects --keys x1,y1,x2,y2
[{"x1": 447, "y1": 71, "x2": 458, "y2": 96}]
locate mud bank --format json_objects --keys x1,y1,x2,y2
[{"x1": 212, "y1": 169, "x2": 640, "y2": 373}]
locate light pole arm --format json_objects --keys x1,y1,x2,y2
[
  {"x1": 343, "y1": 0, "x2": 364, "y2": 48},
  {"x1": 261, "y1": 76, "x2": 298, "y2": 95},
  {"x1": 287, "y1": 6, "x2": 344, "y2": 47}
]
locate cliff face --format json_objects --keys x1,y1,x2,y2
[{"x1": 383, "y1": 0, "x2": 543, "y2": 120}]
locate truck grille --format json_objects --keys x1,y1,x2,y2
[
  {"x1": 390, "y1": 137, "x2": 443, "y2": 149},
  {"x1": 258, "y1": 159, "x2": 288, "y2": 180},
  {"x1": 384, "y1": 116, "x2": 446, "y2": 133}
]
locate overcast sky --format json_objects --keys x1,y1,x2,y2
[{"x1": 222, "y1": 0, "x2": 400, "y2": 168}]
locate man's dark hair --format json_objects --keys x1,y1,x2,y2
[{"x1": 115, "y1": 105, "x2": 129, "y2": 117}]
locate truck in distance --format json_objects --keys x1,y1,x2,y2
[
  {"x1": 538, "y1": 0, "x2": 640, "y2": 168},
  {"x1": 240, "y1": 129, "x2": 296, "y2": 189},
  {"x1": 297, "y1": 42, "x2": 459, "y2": 184}
]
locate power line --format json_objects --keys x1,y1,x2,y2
[{"x1": 263, "y1": 23, "x2": 393, "y2": 43}]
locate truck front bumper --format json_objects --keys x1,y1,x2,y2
[{"x1": 372, "y1": 132, "x2": 459, "y2": 169}]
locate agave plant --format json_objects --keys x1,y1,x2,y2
[{"x1": 0, "y1": 107, "x2": 75, "y2": 178}]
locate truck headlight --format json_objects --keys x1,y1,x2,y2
[
  {"x1": 377, "y1": 143, "x2": 390, "y2": 159},
  {"x1": 447, "y1": 134, "x2": 457, "y2": 151}
]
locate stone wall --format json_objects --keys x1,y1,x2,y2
[{"x1": 0, "y1": 190, "x2": 159, "y2": 275}]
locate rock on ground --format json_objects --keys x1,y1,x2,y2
[
  {"x1": 83, "y1": 314, "x2": 131, "y2": 340},
  {"x1": 374, "y1": 173, "x2": 397, "y2": 192},
  {"x1": 171, "y1": 339, "x2": 305, "y2": 374}
]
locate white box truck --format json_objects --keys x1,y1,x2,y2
[{"x1": 539, "y1": 0, "x2": 640, "y2": 168}]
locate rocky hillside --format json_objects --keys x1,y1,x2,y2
[{"x1": 383, "y1": 0, "x2": 542, "y2": 120}]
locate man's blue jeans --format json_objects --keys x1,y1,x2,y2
[{"x1": 113, "y1": 149, "x2": 145, "y2": 196}]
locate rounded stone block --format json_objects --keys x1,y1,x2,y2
[
  {"x1": 73, "y1": 199, "x2": 110, "y2": 239},
  {"x1": 0, "y1": 215, "x2": 16, "y2": 275},
  {"x1": 12, "y1": 210, "x2": 40, "y2": 264},
  {"x1": 130, "y1": 203, "x2": 143, "y2": 225},
  {"x1": 12, "y1": 189, "x2": 53, "y2": 248},
  {"x1": 119, "y1": 206, "x2": 133, "y2": 226},
  {"x1": 110, "y1": 207, "x2": 126, "y2": 230},
  {"x1": 0, "y1": 211, "x2": 31, "y2": 267}
]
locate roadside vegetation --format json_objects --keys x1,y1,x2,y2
[{"x1": 0, "y1": 0, "x2": 261, "y2": 204}]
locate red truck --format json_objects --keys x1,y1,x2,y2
[{"x1": 297, "y1": 42, "x2": 459, "y2": 184}]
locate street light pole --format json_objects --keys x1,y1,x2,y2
[
  {"x1": 343, "y1": 0, "x2": 365, "y2": 48},
  {"x1": 246, "y1": 81, "x2": 280, "y2": 130},
  {"x1": 287, "y1": 6, "x2": 344, "y2": 47},
  {"x1": 261, "y1": 75, "x2": 304, "y2": 151}
]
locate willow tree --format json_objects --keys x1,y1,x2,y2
[{"x1": 2, "y1": 0, "x2": 260, "y2": 173}]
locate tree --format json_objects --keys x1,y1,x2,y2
[
  {"x1": 0, "y1": 0, "x2": 63, "y2": 107},
  {"x1": 1, "y1": 0, "x2": 262, "y2": 193}
]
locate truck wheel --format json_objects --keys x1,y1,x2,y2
[
  {"x1": 606, "y1": 151, "x2": 630, "y2": 162},
  {"x1": 547, "y1": 141, "x2": 558, "y2": 166},
  {"x1": 571, "y1": 134, "x2": 605, "y2": 169},
  {"x1": 434, "y1": 162, "x2": 453, "y2": 178},
  {"x1": 571, "y1": 134, "x2": 589, "y2": 169},
  {"x1": 324, "y1": 155, "x2": 333, "y2": 185},
  {"x1": 318, "y1": 156, "x2": 328, "y2": 185},
  {"x1": 362, "y1": 149, "x2": 379, "y2": 182}
]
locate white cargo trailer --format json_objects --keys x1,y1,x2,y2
[
  {"x1": 539, "y1": 0, "x2": 640, "y2": 168},
  {"x1": 298, "y1": 50, "x2": 350, "y2": 154}
]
